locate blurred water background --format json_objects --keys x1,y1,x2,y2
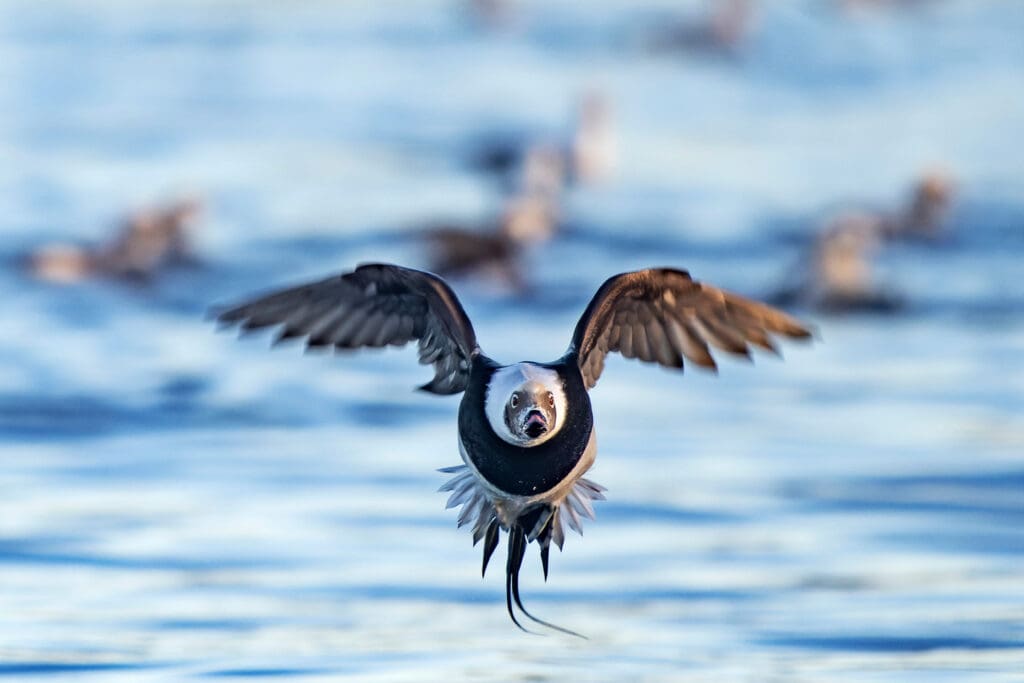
[{"x1": 1, "y1": 0, "x2": 1023, "y2": 680}]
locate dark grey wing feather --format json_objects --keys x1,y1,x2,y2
[
  {"x1": 215, "y1": 263, "x2": 480, "y2": 394},
  {"x1": 568, "y1": 268, "x2": 812, "y2": 389}
]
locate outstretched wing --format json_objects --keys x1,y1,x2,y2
[
  {"x1": 568, "y1": 268, "x2": 812, "y2": 389},
  {"x1": 214, "y1": 263, "x2": 480, "y2": 394}
]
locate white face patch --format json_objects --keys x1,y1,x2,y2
[{"x1": 484, "y1": 363, "x2": 568, "y2": 447}]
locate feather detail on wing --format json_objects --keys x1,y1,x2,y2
[
  {"x1": 214, "y1": 263, "x2": 480, "y2": 394},
  {"x1": 568, "y1": 268, "x2": 812, "y2": 389}
]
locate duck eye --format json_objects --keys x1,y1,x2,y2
[
  {"x1": 510, "y1": 393, "x2": 519, "y2": 408},
  {"x1": 547, "y1": 392, "x2": 555, "y2": 408}
]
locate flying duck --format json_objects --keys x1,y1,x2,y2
[{"x1": 214, "y1": 263, "x2": 811, "y2": 635}]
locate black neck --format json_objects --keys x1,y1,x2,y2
[{"x1": 458, "y1": 356, "x2": 593, "y2": 497}]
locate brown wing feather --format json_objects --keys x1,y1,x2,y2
[
  {"x1": 214, "y1": 263, "x2": 480, "y2": 394},
  {"x1": 568, "y1": 268, "x2": 812, "y2": 389}
]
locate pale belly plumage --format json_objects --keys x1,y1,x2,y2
[{"x1": 438, "y1": 429, "x2": 604, "y2": 637}]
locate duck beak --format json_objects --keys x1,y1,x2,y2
[{"x1": 524, "y1": 410, "x2": 548, "y2": 438}]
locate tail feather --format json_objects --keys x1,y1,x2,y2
[
  {"x1": 438, "y1": 465, "x2": 605, "y2": 637},
  {"x1": 506, "y1": 523, "x2": 585, "y2": 639},
  {"x1": 481, "y1": 519, "x2": 500, "y2": 577},
  {"x1": 504, "y1": 525, "x2": 535, "y2": 634}
]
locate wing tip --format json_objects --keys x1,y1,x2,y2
[
  {"x1": 205, "y1": 305, "x2": 228, "y2": 323},
  {"x1": 778, "y1": 323, "x2": 817, "y2": 344},
  {"x1": 207, "y1": 301, "x2": 250, "y2": 327},
  {"x1": 796, "y1": 324, "x2": 818, "y2": 341}
]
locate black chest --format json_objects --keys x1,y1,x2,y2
[{"x1": 458, "y1": 357, "x2": 594, "y2": 497}]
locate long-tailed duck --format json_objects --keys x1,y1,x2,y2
[
  {"x1": 772, "y1": 214, "x2": 903, "y2": 313},
  {"x1": 770, "y1": 171, "x2": 955, "y2": 312},
  {"x1": 423, "y1": 145, "x2": 563, "y2": 291},
  {"x1": 215, "y1": 264, "x2": 811, "y2": 635},
  {"x1": 423, "y1": 190, "x2": 559, "y2": 292},
  {"x1": 641, "y1": 0, "x2": 756, "y2": 60},
  {"x1": 27, "y1": 197, "x2": 204, "y2": 284},
  {"x1": 466, "y1": 92, "x2": 616, "y2": 189},
  {"x1": 883, "y1": 171, "x2": 955, "y2": 241}
]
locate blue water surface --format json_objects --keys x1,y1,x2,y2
[{"x1": 0, "y1": 1, "x2": 1022, "y2": 681}]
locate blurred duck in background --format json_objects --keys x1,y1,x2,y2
[
  {"x1": 466, "y1": 91, "x2": 617, "y2": 190},
  {"x1": 424, "y1": 145, "x2": 564, "y2": 292},
  {"x1": 773, "y1": 213, "x2": 902, "y2": 313},
  {"x1": 425, "y1": 92, "x2": 615, "y2": 292},
  {"x1": 771, "y1": 171, "x2": 954, "y2": 312},
  {"x1": 642, "y1": 0, "x2": 756, "y2": 59},
  {"x1": 26, "y1": 196, "x2": 204, "y2": 285},
  {"x1": 422, "y1": 194, "x2": 558, "y2": 292},
  {"x1": 882, "y1": 171, "x2": 956, "y2": 241},
  {"x1": 824, "y1": 170, "x2": 955, "y2": 243},
  {"x1": 568, "y1": 91, "x2": 618, "y2": 186},
  {"x1": 838, "y1": 0, "x2": 943, "y2": 14},
  {"x1": 463, "y1": 0, "x2": 517, "y2": 30}
]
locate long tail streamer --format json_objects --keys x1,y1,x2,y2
[
  {"x1": 440, "y1": 465, "x2": 605, "y2": 637},
  {"x1": 505, "y1": 524, "x2": 586, "y2": 639}
]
